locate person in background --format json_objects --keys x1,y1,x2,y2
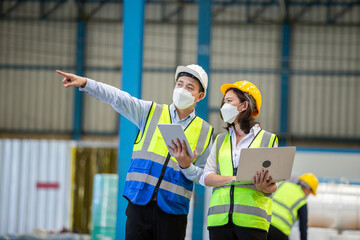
[
  {"x1": 200, "y1": 80, "x2": 278, "y2": 240},
  {"x1": 56, "y1": 64, "x2": 214, "y2": 240},
  {"x1": 267, "y1": 173, "x2": 319, "y2": 240}
]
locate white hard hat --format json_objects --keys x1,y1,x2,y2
[{"x1": 175, "y1": 64, "x2": 208, "y2": 97}]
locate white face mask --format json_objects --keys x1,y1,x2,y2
[
  {"x1": 220, "y1": 103, "x2": 241, "y2": 124},
  {"x1": 173, "y1": 88, "x2": 195, "y2": 109}
]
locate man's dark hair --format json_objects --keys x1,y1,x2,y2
[{"x1": 177, "y1": 72, "x2": 204, "y2": 93}]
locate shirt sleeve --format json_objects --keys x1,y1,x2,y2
[
  {"x1": 199, "y1": 144, "x2": 218, "y2": 186},
  {"x1": 298, "y1": 204, "x2": 308, "y2": 240},
  {"x1": 80, "y1": 78, "x2": 152, "y2": 131},
  {"x1": 180, "y1": 135, "x2": 213, "y2": 184}
]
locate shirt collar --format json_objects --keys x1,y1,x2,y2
[
  {"x1": 229, "y1": 123, "x2": 261, "y2": 138},
  {"x1": 169, "y1": 103, "x2": 196, "y2": 123}
]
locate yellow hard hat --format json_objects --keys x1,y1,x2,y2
[
  {"x1": 298, "y1": 173, "x2": 319, "y2": 195},
  {"x1": 220, "y1": 80, "x2": 262, "y2": 118}
]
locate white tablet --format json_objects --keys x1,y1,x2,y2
[
  {"x1": 235, "y1": 147, "x2": 296, "y2": 183},
  {"x1": 157, "y1": 124, "x2": 194, "y2": 157}
]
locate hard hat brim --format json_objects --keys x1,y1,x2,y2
[
  {"x1": 175, "y1": 66, "x2": 206, "y2": 96},
  {"x1": 220, "y1": 83, "x2": 240, "y2": 95}
]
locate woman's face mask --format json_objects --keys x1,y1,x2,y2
[
  {"x1": 220, "y1": 102, "x2": 244, "y2": 124},
  {"x1": 173, "y1": 88, "x2": 195, "y2": 109}
]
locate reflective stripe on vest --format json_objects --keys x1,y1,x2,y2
[
  {"x1": 125, "y1": 172, "x2": 192, "y2": 200},
  {"x1": 123, "y1": 102, "x2": 213, "y2": 215},
  {"x1": 208, "y1": 129, "x2": 277, "y2": 231},
  {"x1": 270, "y1": 182, "x2": 307, "y2": 235}
]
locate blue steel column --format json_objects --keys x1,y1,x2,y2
[
  {"x1": 73, "y1": 20, "x2": 86, "y2": 140},
  {"x1": 116, "y1": 0, "x2": 145, "y2": 239},
  {"x1": 279, "y1": 22, "x2": 291, "y2": 146},
  {"x1": 193, "y1": 0, "x2": 212, "y2": 239}
]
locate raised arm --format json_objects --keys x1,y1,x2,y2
[{"x1": 56, "y1": 70, "x2": 152, "y2": 131}]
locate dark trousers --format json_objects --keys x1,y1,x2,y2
[
  {"x1": 125, "y1": 201, "x2": 187, "y2": 240},
  {"x1": 209, "y1": 222, "x2": 267, "y2": 240},
  {"x1": 267, "y1": 225, "x2": 289, "y2": 240}
]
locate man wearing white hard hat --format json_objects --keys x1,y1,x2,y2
[{"x1": 56, "y1": 64, "x2": 213, "y2": 240}]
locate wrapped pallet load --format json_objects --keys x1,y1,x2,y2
[{"x1": 92, "y1": 174, "x2": 118, "y2": 240}]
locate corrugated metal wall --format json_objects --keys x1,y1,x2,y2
[
  {"x1": 290, "y1": 25, "x2": 360, "y2": 138},
  {"x1": 1, "y1": 2, "x2": 359, "y2": 141},
  {"x1": 0, "y1": 139, "x2": 118, "y2": 235},
  {"x1": 0, "y1": 3, "x2": 76, "y2": 134},
  {"x1": 0, "y1": 139, "x2": 72, "y2": 234}
]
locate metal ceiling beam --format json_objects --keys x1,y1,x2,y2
[
  {"x1": 212, "y1": 0, "x2": 238, "y2": 19},
  {"x1": 329, "y1": 0, "x2": 357, "y2": 23},
  {"x1": 40, "y1": 0, "x2": 66, "y2": 19},
  {"x1": 248, "y1": 0, "x2": 277, "y2": 22},
  {"x1": 1, "y1": 0, "x2": 23, "y2": 18},
  {"x1": 87, "y1": 0, "x2": 107, "y2": 19},
  {"x1": 161, "y1": 4, "x2": 183, "y2": 22},
  {"x1": 292, "y1": 0, "x2": 315, "y2": 22},
  {"x1": 1, "y1": 0, "x2": 359, "y2": 25}
]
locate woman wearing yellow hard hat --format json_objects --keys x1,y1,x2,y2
[{"x1": 200, "y1": 80, "x2": 279, "y2": 240}]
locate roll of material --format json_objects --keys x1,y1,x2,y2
[
  {"x1": 330, "y1": 235, "x2": 360, "y2": 240},
  {"x1": 91, "y1": 174, "x2": 118, "y2": 240},
  {"x1": 308, "y1": 183, "x2": 360, "y2": 231}
]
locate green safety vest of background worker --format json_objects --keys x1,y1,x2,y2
[
  {"x1": 267, "y1": 173, "x2": 319, "y2": 240},
  {"x1": 200, "y1": 80, "x2": 279, "y2": 240},
  {"x1": 56, "y1": 64, "x2": 213, "y2": 240}
]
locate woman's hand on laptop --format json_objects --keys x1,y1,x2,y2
[{"x1": 253, "y1": 169, "x2": 277, "y2": 194}]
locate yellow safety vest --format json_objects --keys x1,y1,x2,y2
[
  {"x1": 124, "y1": 103, "x2": 213, "y2": 214},
  {"x1": 271, "y1": 182, "x2": 307, "y2": 235},
  {"x1": 207, "y1": 129, "x2": 278, "y2": 231}
]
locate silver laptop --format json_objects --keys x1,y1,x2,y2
[{"x1": 235, "y1": 146, "x2": 296, "y2": 183}]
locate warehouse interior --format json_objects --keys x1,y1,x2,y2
[{"x1": 0, "y1": 0, "x2": 359, "y2": 239}]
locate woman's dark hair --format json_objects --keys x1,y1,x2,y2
[{"x1": 220, "y1": 88, "x2": 260, "y2": 134}]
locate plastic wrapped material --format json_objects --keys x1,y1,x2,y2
[
  {"x1": 91, "y1": 174, "x2": 118, "y2": 240},
  {"x1": 308, "y1": 183, "x2": 360, "y2": 231},
  {"x1": 308, "y1": 228, "x2": 338, "y2": 240},
  {"x1": 0, "y1": 233, "x2": 90, "y2": 240},
  {"x1": 330, "y1": 235, "x2": 360, "y2": 240}
]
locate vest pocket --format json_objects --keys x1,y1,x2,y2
[
  {"x1": 127, "y1": 159, "x2": 154, "y2": 190},
  {"x1": 130, "y1": 158, "x2": 153, "y2": 173},
  {"x1": 167, "y1": 190, "x2": 189, "y2": 208}
]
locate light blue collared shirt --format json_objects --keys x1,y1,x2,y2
[{"x1": 80, "y1": 78, "x2": 212, "y2": 184}]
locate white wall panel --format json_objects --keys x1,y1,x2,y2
[
  {"x1": 290, "y1": 76, "x2": 360, "y2": 138},
  {"x1": 212, "y1": 25, "x2": 280, "y2": 70},
  {"x1": 82, "y1": 71, "x2": 121, "y2": 134},
  {"x1": 0, "y1": 139, "x2": 73, "y2": 234},
  {"x1": 86, "y1": 23, "x2": 123, "y2": 68},
  {"x1": 143, "y1": 24, "x2": 178, "y2": 68},
  {"x1": 292, "y1": 26, "x2": 360, "y2": 71},
  {"x1": 142, "y1": 72, "x2": 174, "y2": 104},
  {"x1": 0, "y1": 21, "x2": 76, "y2": 66},
  {"x1": 180, "y1": 26, "x2": 198, "y2": 64},
  {"x1": 0, "y1": 17, "x2": 76, "y2": 133},
  {"x1": 0, "y1": 70, "x2": 73, "y2": 132}
]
